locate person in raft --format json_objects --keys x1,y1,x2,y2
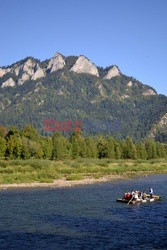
[
  {"x1": 142, "y1": 191, "x2": 147, "y2": 200},
  {"x1": 131, "y1": 190, "x2": 135, "y2": 198},
  {"x1": 149, "y1": 187, "x2": 154, "y2": 198},
  {"x1": 124, "y1": 192, "x2": 131, "y2": 199}
]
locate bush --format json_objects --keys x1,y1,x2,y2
[{"x1": 0, "y1": 160, "x2": 8, "y2": 168}]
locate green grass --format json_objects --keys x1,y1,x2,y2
[
  {"x1": 66, "y1": 174, "x2": 84, "y2": 181},
  {"x1": 0, "y1": 158, "x2": 166, "y2": 184}
]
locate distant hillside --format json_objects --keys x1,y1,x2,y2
[{"x1": 0, "y1": 52, "x2": 167, "y2": 142}]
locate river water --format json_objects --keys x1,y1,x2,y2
[{"x1": 0, "y1": 174, "x2": 167, "y2": 250}]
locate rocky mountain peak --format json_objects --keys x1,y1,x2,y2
[
  {"x1": 47, "y1": 52, "x2": 65, "y2": 73},
  {"x1": 21, "y1": 58, "x2": 37, "y2": 76},
  {"x1": 104, "y1": 65, "x2": 120, "y2": 79},
  {"x1": 14, "y1": 58, "x2": 45, "y2": 85},
  {"x1": 70, "y1": 56, "x2": 99, "y2": 77},
  {"x1": 10, "y1": 58, "x2": 36, "y2": 76},
  {"x1": 0, "y1": 58, "x2": 46, "y2": 86},
  {"x1": 0, "y1": 52, "x2": 161, "y2": 100},
  {"x1": 0, "y1": 52, "x2": 166, "y2": 142},
  {"x1": 54, "y1": 52, "x2": 62, "y2": 57}
]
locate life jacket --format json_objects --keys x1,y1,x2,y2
[{"x1": 125, "y1": 193, "x2": 130, "y2": 199}]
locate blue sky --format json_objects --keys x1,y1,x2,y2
[{"x1": 1, "y1": 0, "x2": 167, "y2": 95}]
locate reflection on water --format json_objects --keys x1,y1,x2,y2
[{"x1": 0, "y1": 174, "x2": 167, "y2": 249}]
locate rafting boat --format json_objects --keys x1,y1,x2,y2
[{"x1": 117, "y1": 194, "x2": 161, "y2": 204}]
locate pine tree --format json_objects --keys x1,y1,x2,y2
[
  {"x1": 156, "y1": 142, "x2": 166, "y2": 158},
  {"x1": 136, "y1": 143, "x2": 148, "y2": 159},
  {"x1": 6, "y1": 127, "x2": 22, "y2": 159},
  {"x1": 42, "y1": 137, "x2": 53, "y2": 159},
  {"x1": 85, "y1": 137, "x2": 98, "y2": 158},
  {"x1": 79, "y1": 139, "x2": 87, "y2": 158},
  {"x1": 7, "y1": 136, "x2": 15, "y2": 159},
  {"x1": 106, "y1": 137, "x2": 115, "y2": 159},
  {"x1": 52, "y1": 132, "x2": 70, "y2": 160},
  {"x1": 145, "y1": 139, "x2": 157, "y2": 159},
  {"x1": 70, "y1": 131, "x2": 86, "y2": 158},
  {"x1": 70, "y1": 138, "x2": 80, "y2": 159},
  {"x1": 114, "y1": 141, "x2": 122, "y2": 159},
  {"x1": 123, "y1": 137, "x2": 137, "y2": 159},
  {"x1": 96, "y1": 136, "x2": 107, "y2": 158},
  {"x1": 12, "y1": 135, "x2": 22, "y2": 158}
]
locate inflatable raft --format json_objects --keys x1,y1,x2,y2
[{"x1": 117, "y1": 194, "x2": 161, "y2": 205}]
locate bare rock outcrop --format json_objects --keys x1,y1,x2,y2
[
  {"x1": 18, "y1": 73, "x2": 30, "y2": 85},
  {"x1": 1, "y1": 58, "x2": 46, "y2": 85},
  {"x1": 70, "y1": 56, "x2": 99, "y2": 76},
  {"x1": 158, "y1": 113, "x2": 167, "y2": 127},
  {"x1": 104, "y1": 66, "x2": 120, "y2": 79},
  {"x1": 12, "y1": 59, "x2": 37, "y2": 77},
  {"x1": 31, "y1": 67, "x2": 45, "y2": 80},
  {"x1": 1, "y1": 78, "x2": 15, "y2": 88},
  {"x1": 127, "y1": 81, "x2": 133, "y2": 87},
  {"x1": 22, "y1": 59, "x2": 36, "y2": 76},
  {"x1": 0, "y1": 68, "x2": 5, "y2": 78},
  {"x1": 142, "y1": 88, "x2": 156, "y2": 96},
  {"x1": 16, "y1": 59, "x2": 45, "y2": 84},
  {"x1": 14, "y1": 65, "x2": 23, "y2": 76},
  {"x1": 121, "y1": 94, "x2": 130, "y2": 99},
  {"x1": 47, "y1": 52, "x2": 65, "y2": 73}
]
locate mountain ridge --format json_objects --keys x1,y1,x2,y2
[
  {"x1": 0, "y1": 52, "x2": 166, "y2": 142},
  {"x1": 0, "y1": 52, "x2": 157, "y2": 94}
]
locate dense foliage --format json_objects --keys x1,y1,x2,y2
[
  {"x1": 0, "y1": 57, "x2": 167, "y2": 142},
  {"x1": 0, "y1": 125, "x2": 166, "y2": 160}
]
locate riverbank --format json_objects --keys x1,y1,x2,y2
[
  {"x1": 0, "y1": 175, "x2": 124, "y2": 190},
  {"x1": 0, "y1": 158, "x2": 166, "y2": 189}
]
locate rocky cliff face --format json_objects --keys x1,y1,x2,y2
[
  {"x1": 47, "y1": 52, "x2": 65, "y2": 73},
  {"x1": 0, "y1": 58, "x2": 45, "y2": 86},
  {"x1": 0, "y1": 53, "x2": 66, "y2": 87},
  {"x1": 104, "y1": 66, "x2": 120, "y2": 79},
  {"x1": 0, "y1": 52, "x2": 158, "y2": 101},
  {"x1": 19, "y1": 59, "x2": 36, "y2": 76},
  {"x1": 70, "y1": 56, "x2": 99, "y2": 76},
  {"x1": 18, "y1": 73, "x2": 30, "y2": 85},
  {"x1": 31, "y1": 67, "x2": 45, "y2": 80},
  {"x1": 16, "y1": 59, "x2": 45, "y2": 83},
  {"x1": 1, "y1": 78, "x2": 15, "y2": 88}
]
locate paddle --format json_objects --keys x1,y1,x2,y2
[{"x1": 127, "y1": 196, "x2": 133, "y2": 205}]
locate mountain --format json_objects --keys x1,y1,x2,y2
[{"x1": 0, "y1": 52, "x2": 167, "y2": 141}]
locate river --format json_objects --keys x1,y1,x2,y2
[{"x1": 0, "y1": 174, "x2": 167, "y2": 249}]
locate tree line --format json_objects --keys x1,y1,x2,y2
[{"x1": 0, "y1": 125, "x2": 166, "y2": 160}]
